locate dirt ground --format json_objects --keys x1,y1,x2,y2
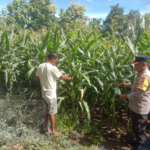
[
  {"x1": 94, "y1": 108, "x2": 131, "y2": 150},
  {"x1": 1, "y1": 98, "x2": 150, "y2": 150},
  {"x1": 93, "y1": 108, "x2": 150, "y2": 150}
]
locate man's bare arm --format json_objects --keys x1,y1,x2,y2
[
  {"x1": 34, "y1": 75, "x2": 40, "y2": 81},
  {"x1": 60, "y1": 74, "x2": 73, "y2": 81},
  {"x1": 118, "y1": 83, "x2": 132, "y2": 88}
]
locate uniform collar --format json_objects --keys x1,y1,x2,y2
[{"x1": 139, "y1": 68, "x2": 148, "y2": 74}]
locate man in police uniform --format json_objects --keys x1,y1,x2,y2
[{"x1": 119, "y1": 55, "x2": 150, "y2": 150}]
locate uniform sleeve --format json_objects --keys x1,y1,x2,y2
[
  {"x1": 127, "y1": 75, "x2": 149, "y2": 101},
  {"x1": 52, "y1": 66, "x2": 62, "y2": 78},
  {"x1": 127, "y1": 88, "x2": 144, "y2": 101},
  {"x1": 136, "y1": 75, "x2": 149, "y2": 91}
]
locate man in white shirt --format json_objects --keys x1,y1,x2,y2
[{"x1": 34, "y1": 52, "x2": 73, "y2": 136}]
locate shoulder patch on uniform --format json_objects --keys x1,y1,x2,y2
[
  {"x1": 140, "y1": 75, "x2": 147, "y2": 83},
  {"x1": 136, "y1": 75, "x2": 149, "y2": 91}
]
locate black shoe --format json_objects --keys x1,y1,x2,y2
[{"x1": 128, "y1": 138, "x2": 138, "y2": 148}]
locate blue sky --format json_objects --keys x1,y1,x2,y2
[{"x1": 0, "y1": 0, "x2": 150, "y2": 21}]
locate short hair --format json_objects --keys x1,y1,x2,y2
[{"x1": 48, "y1": 52, "x2": 58, "y2": 60}]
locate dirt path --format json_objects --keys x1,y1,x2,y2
[{"x1": 104, "y1": 139, "x2": 131, "y2": 150}]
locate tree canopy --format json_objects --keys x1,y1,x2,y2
[
  {"x1": 89, "y1": 18, "x2": 102, "y2": 31},
  {"x1": 0, "y1": 1, "x2": 150, "y2": 33},
  {"x1": 102, "y1": 4, "x2": 128, "y2": 35},
  {"x1": 27, "y1": 0, "x2": 57, "y2": 30},
  {"x1": 5, "y1": 0, "x2": 57, "y2": 30},
  {"x1": 127, "y1": 9, "x2": 141, "y2": 30},
  {"x1": 59, "y1": 1, "x2": 89, "y2": 31}
]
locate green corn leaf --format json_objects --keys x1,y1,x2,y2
[
  {"x1": 26, "y1": 67, "x2": 36, "y2": 79},
  {"x1": 85, "y1": 39, "x2": 97, "y2": 51},
  {"x1": 4, "y1": 69, "x2": 8, "y2": 88},
  {"x1": 78, "y1": 101, "x2": 84, "y2": 113},
  {"x1": 82, "y1": 100, "x2": 91, "y2": 125},
  {"x1": 113, "y1": 87, "x2": 121, "y2": 95},
  {"x1": 67, "y1": 31, "x2": 76, "y2": 39},
  {"x1": 57, "y1": 97, "x2": 66, "y2": 109},
  {"x1": 82, "y1": 75, "x2": 91, "y2": 86},
  {"x1": 40, "y1": 31, "x2": 50, "y2": 50}
]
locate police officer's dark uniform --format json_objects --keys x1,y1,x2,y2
[{"x1": 127, "y1": 55, "x2": 150, "y2": 149}]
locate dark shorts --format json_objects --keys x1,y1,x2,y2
[{"x1": 43, "y1": 98, "x2": 57, "y2": 115}]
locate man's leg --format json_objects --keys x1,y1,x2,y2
[
  {"x1": 49, "y1": 98, "x2": 59, "y2": 135},
  {"x1": 44, "y1": 112, "x2": 51, "y2": 133},
  {"x1": 43, "y1": 99, "x2": 51, "y2": 133},
  {"x1": 136, "y1": 114, "x2": 148, "y2": 144},
  {"x1": 50, "y1": 114, "x2": 56, "y2": 133},
  {"x1": 132, "y1": 111, "x2": 148, "y2": 144}
]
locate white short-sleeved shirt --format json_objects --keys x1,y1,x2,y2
[{"x1": 36, "y1": 63, "x2": 62, "y2": 99}]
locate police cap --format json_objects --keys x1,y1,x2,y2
[{"x1": 131, "y1": 55, "x2": 149, "y2": 64}]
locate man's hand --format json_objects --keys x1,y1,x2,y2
[
  {"x1": 60, "y1": 74, "x2": 74, "y2": 81},
  {"x1": 119, "y1": 95, "x2": 127, "y2": 100},
  {"x1": 118, "y1": 83, "x2": 132, "y2": 88},
  {"x1": 70, "y1": 77, "x2": 74, "y2": 81}
]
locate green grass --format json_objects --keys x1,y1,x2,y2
[{"x1": 0, "y1": 96, "x2": 104, "y2": 150}]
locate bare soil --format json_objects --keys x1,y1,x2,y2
[
  {"x1": 1, "y1": 98, "x2": 150, "y2": 150},
  {"x1": 91, "y1": 107, "x2": 150, "y2": 150}
]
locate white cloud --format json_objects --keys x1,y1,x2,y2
[
  {"x1": 145, "y1": 5, "x2": 150, "y2": 10},
  {"x1": 140, "y1": 11, "x2": 150, "y2": 15},
  {"x1": 85, "y1": 13, "x2": 108, "y2": 19},
  {"x1": 140, "y1": 4, "x2": 150, "y2": 15},
  {"x1": 109, "y1": 0, "x2": 111, "y2": 2},
  {"x1": 140, "y1": 11, "x2": 145, "y2": 15}
]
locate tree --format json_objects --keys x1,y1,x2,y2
[
  {"x1": 59, "y1": 1, "x2": 89, "y2": 31},
  {"x1": 89, "y1": 18, "x2": 102, "y2": 31},
  {"x1": 27, "y1": 0, "x2": 58, "y2": 30},
  {"x1": 127, "y1": 9, "x2": 141, "y2": 30},
  {"x1": 5, "y1": 0, "x2": 58, "y2": 30},
  {"x1": 6, "y1": 0, "x2": 29, "y2": 28},
  {"x1": 102, "y1": 4, "x2": 128, "y2": 35},
  {"x1": 0, "y1": 8, "x2": 7, "y2": 26},
  {"x1": 143, "y1": 13, "x2": 150, "y2": 32},
  {"x1": 0, "y1": 8, "x2": 7, "y2": 20}
]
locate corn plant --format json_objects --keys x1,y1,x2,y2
[{"x1": 0, "y1": 24, "x2": 150, "y2": 127}]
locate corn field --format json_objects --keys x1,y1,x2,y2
[{"x1": 0, "y1": 21, "x2": 150, "y2": 127}]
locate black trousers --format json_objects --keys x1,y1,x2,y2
[{"x1": 132, "y1": 111, "x2": 148, "y2": 144}]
